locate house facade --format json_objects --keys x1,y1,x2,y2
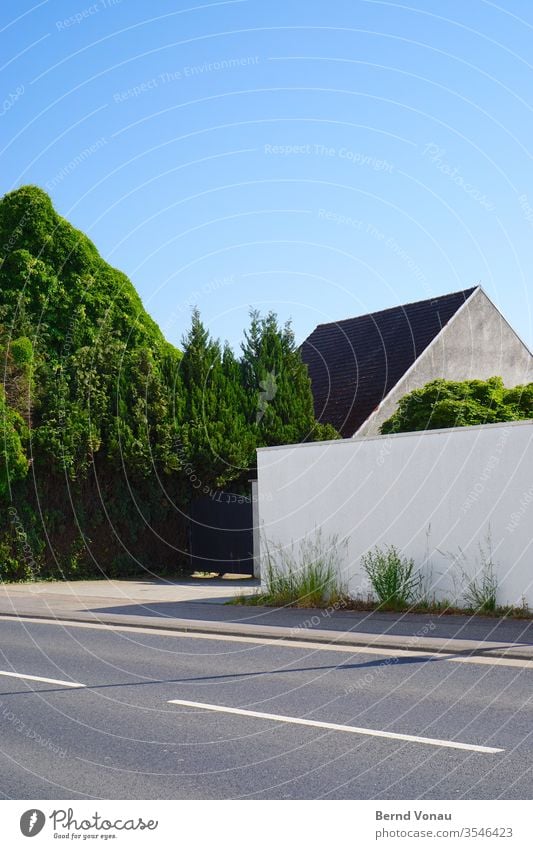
[{"x1": 301, "y1": 287, "x2": 533, "y2": 438}]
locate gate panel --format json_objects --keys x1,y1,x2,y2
[{"x1": 190, "y1": 491, "x2": 254, "y2": 575}]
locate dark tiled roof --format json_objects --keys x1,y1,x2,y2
[{"x1": 301, "y1": 288, "x2": 477, "y2": 437}]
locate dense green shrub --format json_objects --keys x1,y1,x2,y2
[
  {"x1": 0, "y1": 389, "x2": 29, "y2": 498},
  {"x1": 381, "y1": 376, "x2": 533, "y2": 434},
  {"x1": 0, "y1": 186, "x2": 337, "y2": 580}
]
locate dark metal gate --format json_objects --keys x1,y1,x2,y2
[{"x1": 189, "y1": 491, "x2": 254, "y2": 575}]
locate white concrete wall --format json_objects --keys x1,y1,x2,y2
[
  {"x1": 257, "y1": 421, "x2": 533, "y2": 608},
  {"x1": 358, "y1": 289, "x2": 533, "y2": 436}
]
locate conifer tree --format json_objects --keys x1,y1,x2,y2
[
  {"x1": 178, "y1": 310, "x2": 252, "y2": 491},
  {"x1": 240, "y1": 310, "x2": 339, "y2": 446}
]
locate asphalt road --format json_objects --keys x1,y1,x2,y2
[{"x1": 0, "y1": 617, "x2": 531, "y2": 800}]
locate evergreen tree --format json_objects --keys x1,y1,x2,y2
[
  {"x1": 178, "y1": 310, "x2": 252, "y2": 491},
  {"x1": 241, "y1": 310, "x2": 339, "y2": 446}
]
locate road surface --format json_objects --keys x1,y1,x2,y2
[{"x1": 0, "y1": 616, "x2": 531, "y2": 799}]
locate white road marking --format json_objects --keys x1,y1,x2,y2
[
  {"x1": 0, "y1": 615, "x2": 531, "y2": 669},
  {"x1": 450, "y1": 655, "x2": 533, "y2": 669},
  {"x1": 0, "y1": 670, "x2": 85, "y2": 688},
  {"x1": 0, "y1": 615, "x2": 435, "y2": 657},
  {"x1": 168, "y1": 699, "x2": 504, "y2": 753}
]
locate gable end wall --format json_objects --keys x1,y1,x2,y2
[{"x1": 356, "y1": 288, "x2": 533, "y2": 436}]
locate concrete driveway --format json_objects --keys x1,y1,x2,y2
[{"x1": 0, "y1": 576, "x2": 259, "y2": 607}]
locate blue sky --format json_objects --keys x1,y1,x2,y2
[{"x1": 2, "y1": 0, "x2": 533, "y2": 353}]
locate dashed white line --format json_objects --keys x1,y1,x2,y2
[
  {"x1": 168, "y1": 699, "x2": 504, "y2": 753},
  {"x1": 0, "y1": 670, "x2": 85, "y2": 688}
]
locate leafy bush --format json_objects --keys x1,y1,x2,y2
[
  {"x1": 381, "y1": 376, "x2": 533, "y2": 434},
  {"x1": 0, "y1": 541, "x2": 35, "y2": 582},
  {"x1": 0, "y1": 389, "x2": 29, "y2": 498},
  {"x1": 361, "y1": 544, "x2": 421, "y2": 609},
  {"x1": 9, "y1": 336, "x2": 33, "y2": 366}
]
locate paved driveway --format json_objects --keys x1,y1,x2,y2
[{"x1": 0, "y1": 576, "x2": 259, "y2": 606}]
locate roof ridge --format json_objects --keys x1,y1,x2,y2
[{"x1": 313, "y1": 286, "x2": 479, "y2": 330}]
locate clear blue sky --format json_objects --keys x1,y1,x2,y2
[{"x1": 2, "y1": 0, "x2": 533, "y2": 353}]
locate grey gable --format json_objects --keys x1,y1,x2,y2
[{"x1": 300, "y1": 288, "x2": 477, "y2": 438}]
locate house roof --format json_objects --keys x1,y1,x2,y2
[{"x1": 300, "y1": 287, "x2": 478, "y2": 437}]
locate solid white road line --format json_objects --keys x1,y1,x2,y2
[
  {"x1": 0, "y1": 615, "x2": 438, "y2": 657},
  {"x1": 0, "y1": 615, "x2": 531, "y2": 669},
  {"x1": 168, "y1": 699, "x2": 504, "y2": 753},
  {"x1": 0, "y1": 670, "x2": 85, "y2": 688}
]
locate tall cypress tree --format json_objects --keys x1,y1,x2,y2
[
  {"x1": 241, "y1": 310, "x2": 339, "y2": 447},
  {"x1": 178, "y1": 310, "x2": 252, "y2": 492}
]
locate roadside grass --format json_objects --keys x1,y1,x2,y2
[
  {"x1": 230, "y1": 536, "x2": 533, "y2": 619},
  {"x1": 229, "y1": 531, "x2": 348, "y2": 608},
  {"x1": 453, "y1": 537, "x2": 498, "y2": 614},
  {"x1": 230, "y1": 591, "x2": 532, "y2": 618}
]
